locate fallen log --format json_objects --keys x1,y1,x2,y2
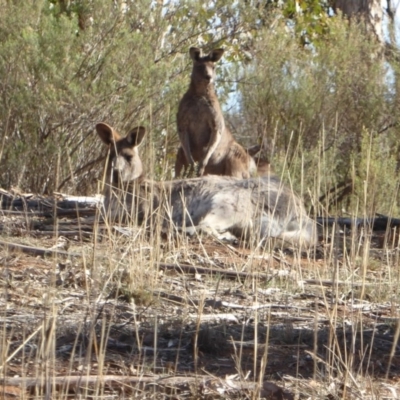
[
  {"x1": 316, "y1": 216, "x2": 400, "y2": 231},
  {"x1": 0, "y1": 192, "x2": 101, "y2": 214}
]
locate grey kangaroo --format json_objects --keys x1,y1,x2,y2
[
  {"x1": 176, "y1": 47, "x2": 257, "y2": 179},
  {"x1": 96, "y1": 122, "x2": 317, "y2": 247}
]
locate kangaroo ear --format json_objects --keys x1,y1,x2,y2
[
  {"x1": 189, "y1": 47, "x2": 201, "y2": 61},
  {"x1": 247, "y1": 144, "x2": 261, "y2": 157},
  {"x1": 126, "y1": 126, "x2": 146, "y2": 147},
  {"x1": 209, "y1": 48, "x2": 224, "y2": 62},
  {"x1": 96, "y1": 123, "x2": 121, "y2": 145}
]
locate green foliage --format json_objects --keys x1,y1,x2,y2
[
  {"x1": 238, "y1": 16, "x2": 400, "y2": 214},
  {"x1": 0, "y1": 0, "x2": 262, "y2": 193},
  {"x1": 0, "y1": 1, "x2": 85, "y2": 192},
  {"x1": 282, "y1": 0, "x2": 331, "y2": 45},
  {"x1": 0, "y1": 0, "x2": 181, "y2": 192},
  {"x1": 351, "y1": 129, "x2": 399, "y2": 216},
  {"x1": 0, "y1": 0, "x2": 399, "y2": 217}
]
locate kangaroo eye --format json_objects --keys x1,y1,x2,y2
[{"x1": 125, "y1": 155, "x2": 133, "y2": 163}]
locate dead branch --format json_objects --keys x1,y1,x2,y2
[
  {"x1": 0, "y1": 239, "x2": 82, "y2": 258},
  {"x1": 0, "y1": 374, "x2": 292, "y2": 399},
  {"x1": 317, "y1": 216, "x2": 400, "y2": 230},
  {"x1": 158, "y1": 262, "x2": 273, "y2": 281}
]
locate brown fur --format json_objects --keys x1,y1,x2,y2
[
  {"x1": 96, "y1": 123, "x2": 317, "y2": 247},
  {"x1": 175, "y1": 143, "x2": 261, "y2": 178},
  {"x1": 176, "y1": 47, "x2": 257, "y2": 179}
]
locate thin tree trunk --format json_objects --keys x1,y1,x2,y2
[{"x1": 333, "y1": 0, "x2": 384, "y2": 44}]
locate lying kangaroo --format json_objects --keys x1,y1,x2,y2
[
  {"x1": 176, "y1": 47, "x2": 256, "y2": 179},
  {"x1": 96, "y1": 122, "x2": 317, "y2": 247}
]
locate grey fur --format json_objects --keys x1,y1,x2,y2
[{"x1": 96, "y1": 123, "x2": 317, "y2": 247}]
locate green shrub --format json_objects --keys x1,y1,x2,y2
[
  {"x1": 0, "y1": 0, "x2": 186, "y2": 193},
  {"x1": 1, "y1": 1, "x2": 399, "y2": 219},
  {"x1": 237, "y1": 17, "x2": 399, "y2": 214}
]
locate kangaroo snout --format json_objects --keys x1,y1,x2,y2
[
  {"x1": 112, "y1": 158, "x2": 123, "y2": 173},
  {"x1": 203, "y1": 65, "x2": 214, "y2": 82},
  {"x1": 204, "y1": 73, "x2": 213, "y2": 82}
]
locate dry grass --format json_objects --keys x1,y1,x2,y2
[
  {"x1": 0, "y1": 197, "x2": 400, "y2": 399},
  {"x1": 1, "y1": 124, "x2": 400, "y2": 399},
  {"x1": 1, "y1": 4, "x2": 400, "y2": 398}
]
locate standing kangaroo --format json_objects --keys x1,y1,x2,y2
[
  {"x1": 176, "y1": 47, "x2": 257, "y2": 178},
  {"x1": 96, "y1": 122, "x2": 317, "y2": 247}
]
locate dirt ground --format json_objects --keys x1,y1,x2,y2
[{"x1": 1, "y1": 197, "x2": 400, "y2": 399}]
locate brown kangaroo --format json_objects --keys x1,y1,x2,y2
[
  {"x1": 174, "y1": 143, "x2": 261, "y2": 178},
  {"x1": 96, "y1": 122, "x2": 317, "y2": 247},
  {"x1": 176, "y1": 47, "x2": 257, "y2": 179}
]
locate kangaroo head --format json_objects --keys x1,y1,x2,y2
[
  {"x1": 189, "y1": 47, "x2": 224, "y2": 85},
  {"x1": 96, "y1": 122, "x2": 146, "y2": 186}
]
